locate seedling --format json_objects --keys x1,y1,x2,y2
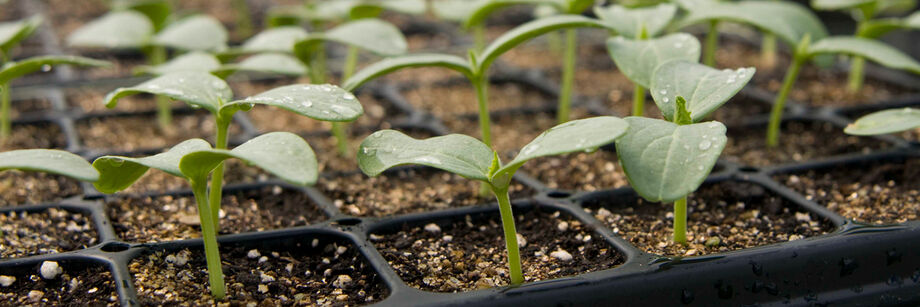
[
  {"x1": 0, "y1": 16, "x2": 109, "y2": 139},
  {"x1": 345, "y1": 15, "x2": 605, "y2": 149},
  {"x1": 358, "y1": 116, "x2": 628, "y2": 285},
  {"x1": 135, "y1": 51, "x2": 307, "y2": 79},
  {"x1": 812, "y1": 0, "x2": 920, "y2": 91},
  {"x1": 68, "y1": 5, "x2": 229, "y2": 129},
  {"x1": 0, "y1": 148, "x2": 98, "y2": 183},
  {"x1": 615, "y1": 60, "x2": 754, "y2": 244},
  {"x1": 92, "y1": 132, "x2": 317, "y2": 300},
  {"x1": 845, "y1": 107, "x2": 920, "y2": 136}
]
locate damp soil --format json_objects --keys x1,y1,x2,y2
[
  {"x1": 775, "y1": 158, "x2": 920, "y2": 224},
  {"x1": 65, "y1": 88, "x2": 161, "y2": 114},
  {"x1": 402, "y1": 78, "x2": 553, "y2": 118},
  {"x1": 0, "y1": 122, "x2": 67, "y2": 150},
  {"x1": 0, "y1": 171, "x2": 82, "y2": 207},
  {"x1": 113, "y1": 159, "x2": 268, "y2": 195},
  {"x1": 311, "y1": 127, "x2": 435, "y2": 174},
  {"x1": 130, "y1": 239, "x2": 388, "y2": 306},
  {"x1": 0, "y1": 263, "x2": 117, "y2": 306},
  {"x1": 8, "y1": 96, "x2": 54, "y2": 118},
  {"x1": 320, "y1": 168, "x2": 533, "y2": 217},
  {"x1": 373, "y1": 208, "x2": 624, "y2": 292},
  {"x1": 107, "y1": 185, "x2": 326, "y2": 243},
  {"x1": 585, "y1": 181, "x2": 835, "y2": 257},
  {"x1": 0, "y1": 208, "x2": 98, "y2": 258},
  {"x1": 76, "y1": 111, "x2": 242, "y2": 152},
  {"x1": 722, "y1": 120, "x2": 889, "y2": 167}
]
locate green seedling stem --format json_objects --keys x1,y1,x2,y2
[
  {"x1": 556, "y1": 28, "x2": 577, "y2": 123},
  {"x1": 767, "y1": 35, "x2": 809, "y2": 147},
  {"x1": 673, "y1": 196, "x2": 688, "y2": 244},
  {"x1": 207, "y1": 116, "x2": 232, "y2": 227},
  {"x1": 704, "y1": 20, "x2": 718, "y2": 66},
  {"x1": 147, "y1": 45, "x2": 171, "y2": 130},
  {"x1": 492, "y1": 185, "x2": 522, "y2": 284},
  {"x1": 191, "y1": 178, "x2": 226, "y2": 299},
  {"x1": 761, "y1": 33, "x2": 777, "y2": 68}
]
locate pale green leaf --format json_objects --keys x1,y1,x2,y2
[
  {"x1": 179, "y1": 132, "x2": 317, "y2": 186},
  {"x1": 153, "y1": 15, "x2": 228, "y2": 52},
  {"x1": 478, "y1": 15, "x2": 604, "y2": 72},
  {"x1": 295, "y1": 18, "x2": 407, "y2": 58},
  {"x1": 495, "y1": 116, "x2": 628, "y2": 179},
  {"x1": 907, "y1": 11, "x2": 920, "y2": 27},
  {"x1": 225, "y1": 84, "x2": 363, "y2": 122},
  {"x1": 135, "y1": 51, "x2": 221, "y2": 75},
  {"x1": 593, "y1": 4, "x2": 677, "y2": 38},
  {"x1": 357, "y1": 130, "x2": 494, "y2": 181},
  {"x1": 92, "y1": 139, "x2": 211, "y2": 193},
  {"x1": 432, "y1": 0, "x2": 486, "y2": 22},
  {"x1": 672, "y1": 0, "x2": 719, "y2": 9},
  {"x1": 104, "y1": 71, "x2": 232, "y2": 114},
  {"x1": 375, "y1": 0, "x2": 428, "y2": 15},
  {"x1": 0, "y1": 55, "x2": 110, "y2": 84},
  {"x1": 343, "y1": 53, "x2": 471, "y2": 91},
  {"x1": 220, "y1": 53, "x2": 307, "y2": 77},
  {"x1": 112, "y1": 0, "x2": 172, "y2": 31},
  {"x1": 0, "y1": 15, "x2": 41, "y2": 54},
  {"x1": 241, "y1": 26, "x2": 309, "y2": 53},
  {"x1": 845, "y1": 107, "x2": 920, "y2": 135},
  {"x1": 811, "y1": 0, "x2": 873, "y2": 10},
  {"x1": 0, "y1": 149, "x2": 97, "y2": 182},
  {"x1": 615, "y1": 117, "x2": 726, "y2": 202},
  {"x1": 606, "y1": 33, "x2": 701, "y2": 88},
  {"x1": 66, "y1": 11, "x2": 153, "y2": 49},
  {"x1": 674, "y1": 1, "x2": 827, "y2": 48},
  {"x1": 650, "y1": 61, "x2": 755, "y2": 122},
  {"x1": 808, "y1": 36, "x2": 920, "y2": 74}
]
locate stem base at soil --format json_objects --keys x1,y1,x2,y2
[
  {"x1": 492, "y1": 186, "x2": 523, "y2": 285},
  {"x1": 673, "y1": 196, "x2": 688, "y2": 244}
]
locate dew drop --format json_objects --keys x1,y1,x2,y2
[
  {"x1": 726, "y1": 78, "x2": 735, "y2": 84},
  {"x1": 674, "y1": 42, "x2": 683, "y2": 48},
  {"x1": 583, "y1": 147, "x2": 599, "y2": 153},
  {"x1": 342, "y1": 93, "x2": 355, "y2": 100},
  {"x1": 362, "y1": 147, "x2": 376, "y2": 155},
  {"x1": 697, "y1": 165, "x2": 704, "y2": 171},
  {"x1": 372, "y1": 132, "x2": 383, "y2": 138},
  {"x1": 698, "y1": 140, "x2": 712, "y2": 150},
  {"x1": 109, "y1": 159, "x2": 125, "y2": 167},
  {"x1": 663, "y1": 97, "x2": 670, "y2": 103},
  {"x1": 302, "y1": 100, "x2": 313, "y2": 108},
  {"x1": 41, "y1": 64, "x2": 51, "y2": 72},
  {"x1": 211, "y1": 80, "x2": 225, "y2": 89},
  {"x1": 659, "y1": 89, "x2": 667, "y2": 95}
]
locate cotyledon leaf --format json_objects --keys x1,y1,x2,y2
[
  {"x1": 104, "y1": 71, "x2": 233, "y2": 114},
  {"x1": 807, "y1": 36, "x2": 920, "y2": 74},
  {"x1": 478, "y1": 15, "x2": 605, "y2": 73},
  {"x1": 134, "y1": 51, "x2": 221, "y2": 76},
  {"x1": 464, "y1": 0, "x2": 566, "y2": 28},
  {"x1": 673, "y1": 1, "x2": 827, "y2": 48},
  {"x1": 0, "y1": 149, "x2": 98, "y2": 182},
  {"x1": 810, "y1": 0, "x2": 873, "y2": 10},
  {"x1": 650, "y1": 60, "x2": 755, "y2": 123},
  {"x1": 594, "y1": 4, "x2": 677, "y2": 38},
  {"x1": 0, "y1": 55, "x2": 110, "y2": 84},
  {"x1": 225, "y1": 83, "x2": 363, "y2": 122},
  {"x1": 615, "y1": 117, "x2": 727, "y2": 203},
  {"x1": 66, "y1": 11, "x2": 153, "y2": 49},
  {"x1": 845, "y1": 108, "x2": 920, "y2": 135},
  {"x1": 432, "y1": 0, "x2": 486, "y2": 22},
  {"x1": 295, "y1": 18, "x2": 407, "y2": 58},
  {"x1": 218, "y1": 53, "x2": 307, "y2": 77},
  {"x1": 92, "y1": 139, "x2": 211, "y2": 193},
  {"x1": 606, "y1": 33, "x2": 701, "y2": 88},
  {"x1": 343, "y1": 53, "x2": 472, "y2": 91},
  {"x1": 241, "y1": 26, "x2": 309, "y2": 53},
  {"x1": 494, "y1": 116, "x2": 629, "y2": 182},
  {"x1": 0, "y1": 15, "x2": 42, "y2": 54},
  {"x1": 153, "y1": 15, "x2": 228, "y2": 52},
  {"x1": 179, "y1": 132, "x2": 318, "y2": 186},
  {"x1": 357, "y1": 130, "x2": 494, "y2": 181}
]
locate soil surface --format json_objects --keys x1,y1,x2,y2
[
  {"x1": 585, "y1": 181, "x2": 835, "y2": 257},
  {"x1": 402, "y1": 79, "x2": 553, "y2": 118},
  {"x1": 0, "y1": 208, "x2": 98, "y2": 258},
  {"x1": 374, "y1": 208, "x2": 624, "y2": 292},
  {"x1": 0, "y1": 262, "x2": 117, "y2": 306},
  {"x1": 0, "y1": 171, "x2": 82, "y2": 207},
  {"x1": 776, "y1": 158, "x2": 920, "y2": 224},
  {"x1": 107, "y1": 185, "x2": 326, "y2": 243},
  {"x1": 8, "y1": 96, "x2": 54, "y2": 118},
  {"x1": 76, "y1": 111, "x2": 242, "y2": 152},
  {"x1": 130, "y1": 239, "x2": 387, "y2": 306},
  {"x1": 114, "y1": 159, "x2": 267, "y2": 195},
  {"x1": 66, "y1": 88, "x2": 160, "y2": 114},
  {"x1": 0, "y1": 122, "x2": 67, "y2": 150},
  {"x1": 320, "y1": 168, "x2": 532, "y2": 217},
  {"x1": 722, "y1": 120, "x2": 889, "y2": 167}
]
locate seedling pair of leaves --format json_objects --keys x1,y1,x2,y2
[
  {"x1": 0, "y1": 16, "x2": 109, "y2": 139},
  {"x1": 812, "y1": 0, "x2": 920, "y2": 92},
  {"x1": 266, "y1": 0, "x2": 426, "y2": 29},
  {"x1": 358, "y1": 116, "x2": 628, "y2": 285},
  {"x1": 99, "y1": 72, "x2": 362, "y2": 299},
  {"x1": 67, "y1": 2, "x2": 229, "y2": 129},
  {"x1": 135, "y1": 51, "x2": 307, "y2": 80}
]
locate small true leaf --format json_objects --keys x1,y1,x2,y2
[
  {"x1": 135, "y1": 51, "x2": 221, "y2": 75},
  {"x1": 606, "y1": 33, "x2": 701, "y2": 88},
  {"x1": 0, "y1": 15, "x2": 42, "y2": 54},
  {"x1": 0, "y1": 55, "x2": 110, "y2": 84},
  {"x1": 615, "y1": 117, "x2": 727, "y2": 202},
  {"x1": 219, "y1": 53, "x2": 307, "y2": 77},
  {"x1": 153, "y1": 15, "x2": 228, "y2": 52},
  {"x1": 845, "y1": 108, "x2": 920, "y2": 135},
  {"x1": 594, "y1": 4, "x2": 677, "y2": 38},
  {"x1": 807, "y1": 36, "x2": 920, "y2": 74},
  {"x1": 92, "y1": 139, "x2": 211, "y2": 193},
  {"x1": 495, "y1": 116, "x2": 628, "y2": 179},
  {"x1": 650, "y1": 61, "x2": 755, "y2": 123},
  {"x1": 0, "y1": 149, "x2": 97, "y2": 182},
  {"x1": 343, "y1": 53, "x2": 472, "y2": 91},
  {"x1": 104, "y1": 71, "x2": 232, "y2": 114},
  {"x1": 66, "y1": 11, "x2": 153, "y2": 49},
  {"x1": 478, "y1": 15, "x2": 604, "y2": 73},
  {"x1": 180, "y1": 132, "x2": 318, "y2": 186},
  {"x1": 357, "y1": 130, "x2": 494, "y2": 181},
  {"x1": 225, "y1": 84, "x2": 363, "y2": 122},
  {"x1": 241, "y1": 26, "x2": 309, "y2": 53},
  {"x1": 295, "y1": 18, "x2": 407, "y2": 59}
]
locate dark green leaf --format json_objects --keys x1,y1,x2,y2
[
  {"x1": 104, "y1": 71, "x2": 232, "y2": 114},
  {"x1": 113, "y1": 0, "x2": 172, "y2": 31},
  {"x1": 478, "y1": 15, "x2": 604, "y2": 73},
  {"x1": 606, "y1": 33, "x2": 701, "y2": 88},
  {"x1": 0, "y1": 149, "x2": 97, "y2": 182},
  {"x1": 465, "y1": 0, "x2": 566, "y2": 28},
  {"x1": 845, "y1": 107, "x2": 920, "y2": 135},
  {"x1": 0, "y1": 15, "x2": 41, "y2": 54},
  {"x1": 179, "y1": 132, "x2": 318, "y2": 186},
  {"x1": 225, "y1": 83, "x2": 363, "y2": 122},
  {"x1": 343, "y1": 53, "x2": 472, "y2": 91},
  {"x1": 92, "y1": 139, "x2": 211, "y2": 193},
  {"x1": 0, "y1": 55, "x2": 110, "y2": 84},
  {"x1": 357, "y1": 130, "x2": 494, "y2": 181},
  {"x1": 66, "y1": 11, "x2": 153, "y2": 49},
  {"x1": 650, "y1": 60, "x2": 754, "y2": 122}
]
